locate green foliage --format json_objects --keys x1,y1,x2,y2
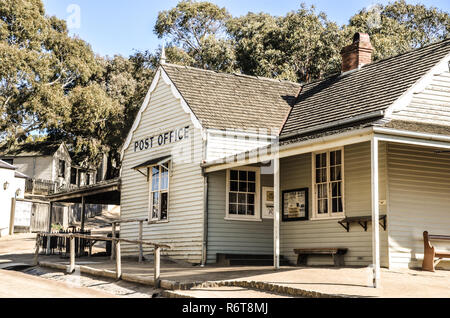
[
  {"x1": 347, "y1": 0, "x2": 450, "y2": 60},
  {"x1": 154, "y1": 0, "x2": 235, "y2": 71}
]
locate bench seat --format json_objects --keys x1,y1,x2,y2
[
  {"x1": 293, "y1": 248, "x2": 348, "y2": 267},
  {"x1": 422, "y1": 231, "x2": 450, "y2": 272}
]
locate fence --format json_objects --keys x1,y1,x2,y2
[
  {"x1": 110, "y1": 218, "x2": 148, "y2": 262},
  {"x1": 35, "y1": 232, "x2": 171, "y2": 287},
  {"x1": 25, "y1": 179, "x2": 57, "y2": 195}
]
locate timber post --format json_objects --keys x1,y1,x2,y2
[
  {"x1": 9, "y1": 197, "x2": 16, "y2": 235},
  {"x1": 115, "y1": 240, "x2": 121, "y2": 279},
  {"x1": 68, "y1": 235, "x2": 75, "y2": 274},
  {"x1": 46, "y1": 202, "x2": 53, "y2": 255},
  {"x1": 33, "y1": 234, "x2": 40, "y2": 266},
  {"x1": 111, "y1": 222, "x2": 116, "y2": 260},
  {"x1": 138, "y1": 220, "x2": 143, "y2": 263},
  {"x1": 154, "y1": 246, "x2": 161, "y2": 288}
]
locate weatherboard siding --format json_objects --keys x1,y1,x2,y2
[
  {"x1": 280, "y1": 142, "x2": 389, "y2": 267},
  {"x1": 206, "y1": 131, "x2": 275, "y2": 162},
  {"x1": 120, "y1": 78, "x2": 205, "y2": 263},
  {"x1": 206, "y1": 171, "x2": 274, "y2": 263},
  {"x1": 387, "y1": 143, "x2": 450, "y2": 269},
  {"x1": 391, "y1": 71, "x2": 450, "y2": 126}
]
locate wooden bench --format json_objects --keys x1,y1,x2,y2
[
  {"x1": 294, "y1": 248, "x2": 348, "y2": 267},
  {"x1": 422, "y1": 231, "x2": 450, "y2": 272}
]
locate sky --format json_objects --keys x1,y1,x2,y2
[{"x1": 42, "y1": 0, "x2": 450, "y2": 58}]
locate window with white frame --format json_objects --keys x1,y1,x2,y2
[
  {"x1": 312, "y1": 148, "x2": 344, "y2": 218},
  {"x1": 148, "y1": 162, "x2": 170, "y2": 221},
  {"x1": 226, "y1": 167, "x2": 260, "y2": 221}
]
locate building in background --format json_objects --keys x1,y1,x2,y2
[{"x1": 0, "y1": 160, "x2": 27, "y2": 237}]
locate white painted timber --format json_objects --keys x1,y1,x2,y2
[
  {"x1": 389, "y1": 70, "x2": 450, "y2": 125},
  {"x1": 120, "y1": 77, "x2": 205, "y2": 263},
  {"x1": 206, "y1": 130, "x2": 276, "y2": 162},
  {"x1": 280, "y1": 142, "x2": 389, "y2": 267},
  {"x1": 206, "y1": 171, "x2": 274, "y2": 264},
  {"x1": 387, "y1": 142, "x2": 450, "y2": 269}
]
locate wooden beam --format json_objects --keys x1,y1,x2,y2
[
  {"x1": 115, "y1": 241, "x2": 121, "y2": 279},
  {"x1": 111, "y1": 222, "x2": 116, "y2": 260},
  {"x1": 9, "y1": 197, "x2": 16, "y2": 235},
  {"x1": 80, "y1": 196, "x2": 86, "y2": 232},
  {"x1": 138, "y1": 220, "x2": 144, "y2": 263},
  {"x1": 154, "y1": 246, "x2": 161, "y2": 288},
  {"x1": 274, "y1": 158, "x2": 280, "y2": 270},
  {"x1": 68, "y1": 236, "x2": 75, "y2": 274},
  {"x1": 46, "y1": 202, "x2": 53, "y2": 255},
  {"x1": 33, "y1": 234, "x2": 40, "y2": 266},
  {"x1": 371, "y1": 137, "x2": 381, "y2": 288}
]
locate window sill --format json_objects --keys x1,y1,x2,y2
[
  {"x1": 224, "y1": 217, "x2": 262, "y2": 222},
  {"x1": 309, "y1": 215, "x2": 345, "y2": 221},
  {"x1": 148, "y1": 220, "x2": 169, "y2": 225}
]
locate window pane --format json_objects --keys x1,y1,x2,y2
[
  {"x1": 238, "y1": 204, "x2": 246, "y2": 215},
  {"x1": 248, "y1": 182, "x2": 256, "y2": 193},
  {"x1": 332, "y1": 198, "x2": 338, "y2": 213},
  {"x1": 321, "y1": 153, "x2": 327, "y2": 167},
  {"x1": 161, "y1": 168, "x2": 168, "y2": 190},
  {"x1": 230, "y1": 170, "x2": 238, "y2": 181},
  {"x1": 330, "y1": 151, "x2": 336, "y2": 166},
  {"x1": 229, "y1": 192, "x2": 237, "y2": 203},
  {"x1": 247, "y1": 204, "x2": 255, "y2": 215},
  {"x1": 335, "y1": 150, "x2": 342, "y2": 165},
  {"x1": 248, "y1": 171, "x2": 256, "y2": 182},
  {"x1": 332, "y1": 182, "x2": 338, "y2": 197},
  {"x1": 229, "y1": 204, "x2": 237, "y2": 215},
  {"x1": 239, "y1": 182, "x2": 247, "y2": 192},
  {"x1": 160, "y1": 192, "x2": 168, "y2": 220},
  {"x1": 247, "y1": 194, "x2": 255, "y2": 205},
  {"x1": 152, "y1": 167, "x2": 159, "y2": 191},
  {"x1": 238, "y1": 193, "x2": 246, "y2": 204},
  {"x1": 230, "y1": 181, "x2": 238, "y2": 192},
  {"x1": 239, "y1": 171, "x2": 247, "y2": 181}
]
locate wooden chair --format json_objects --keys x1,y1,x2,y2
[{"x1": 422, "y1": 231, "x2": 450, "y2": 272}]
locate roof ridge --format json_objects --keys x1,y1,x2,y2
[{"x1": 162, "y1": 63, "x2": 301, "y2": 86}]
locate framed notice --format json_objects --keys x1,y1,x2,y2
[
  {"x1": 262, "y1": 187, "x2": 274, "y2": 219},
  {"x1": 282, "y1": 188, "x2": 308, "y2": 221}
]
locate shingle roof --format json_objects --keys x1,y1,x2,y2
[
  {"x1": 0, "y1": 159, "x2": 16, "y2": 170},
  {"x1": 162, "y1": 64, "x2": 301, "y2": 133},
  {"x1": 0, "y1": 141, "x2": 62, "y2": 157},
  {"x1": 281, "y1": 38, "x2": 450, "y2": 138}
]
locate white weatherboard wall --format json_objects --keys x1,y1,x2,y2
[
  {"x1": 206, "y1": 131, "x2": 275, "y2": 162},
  {"x1": 0, "y1": 168, "x2": 25, "y2": 237},
  {"x1": 390, "y1": 71, "x2": 450, "y2": 125},
  {"x1": 120, "y1": 77, "x2": 205, "y2": 263},
  {"x1": 206, "y1": 171, "x2": 273, "y2": 263},
  {"x1": 280, "y1": 142, "x2": 389, "y2": 267},
  {"x1": 387, "y1": 143, "x2": 450, "y2": 269},
  {"x1": 11, "y1": 156, "x2": 53, "y2": 180}
]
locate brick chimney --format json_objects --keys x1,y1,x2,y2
[{"x1": 340, "y1": 33, "x2": 374, "y2": 73}]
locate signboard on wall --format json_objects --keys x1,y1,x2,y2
[
  {"x1": 14, "y1": 200, "x2": 32, "y2": 227},
  {"x1": 134, "y1": 126, "x2": 190, "y2": 152},
  {"x1": 282, "y1": 188, "x2": 309, "y2": 221},
  {"x1": 262, "y1": 187, "x2": 274, "y2": 219}
]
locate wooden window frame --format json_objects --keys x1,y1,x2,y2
[
  {"x1": 148, "y1": 162, "x2": 170, "y2": 223},
  {"x1": 225, "y1": 166, "x2": 261, "y2": 222},
  {"x1": 58, "y1": 160, "x2": 66, "y2": 178},
  {"x1": 311, "y1": 147, "x2": 345, "y2": 220}
]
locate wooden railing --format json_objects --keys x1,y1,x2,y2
[
  {"x1": 110, "y1": 218, "x2": 149, "y2": 262},
  {"x1": 35, "y1": 232, "x2": 171, "y2": 287}
]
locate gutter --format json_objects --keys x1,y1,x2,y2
[
  {"x1": 373, "y1": 127, "x2": 450, "y2": 143},
  {"x1": 280, "y1": 110, "x2": 385, "y2": 140}
]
